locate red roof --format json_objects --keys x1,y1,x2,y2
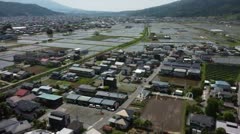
[{"x1": 15, "y1": 89, "x2": 29, "y2": 97}]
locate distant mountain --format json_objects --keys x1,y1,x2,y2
[
  {"x1": 2, "y1": 0, "x2": 95, "y2": 14},
  {"x1": 0, "y1": 1, "x2": 60, "y2": 17},
  {"x1": 126, "y1": 0, "x2": 240, "y2": 17}
]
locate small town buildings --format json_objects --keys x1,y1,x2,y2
[
  {"x1": 109, "y1": 109, "x2": 134, "y2": 130},
  {"x1": 14, "y1": 100, "x2": 44, "y2": 121},
  {"x1": 37, "y1": 93, "x2": 63, "y2": 108},
  {"x1": 101, "y1": 99, "x2": 119, "y2": 111},
  {"x1": 77, "y1": 95, "x2": 92, "y2": 106},
  {"x1": 216, "y1": 121, "x2": 240, "y2": 134},
  {"x1": 187, "y1": 68, "x2": 201, "y2": 80},
  {"x1": 66, "y1": 94, "x2": 80, "y2": 104},
  {"x1": 69, "y1": 67, "x2": 95, "y2": 77},
  {"x1": 76, "y1": 85, "x2": 97, "y2": 96},
  {"x1": 160, "y1": 66, "x2": 173, "y2": 76},
  {"x1": 49, "y1": 111, "x2": 70, "y2": 131},
  {"x1": 104, "y1": 77, "x2": 117, "y2": 89},
  {"x1": 95, "y1": 91, "x2": 128, "y2": 104},
  {"x1": 57, "y1": 128, "x2": 74, "y2": 134},
  {"x1": 0, "y1": 118, "x2": 32, "y2": 134},
  {"x1": 188, "y1": 114, "x2": 215, "y2": 131},
  {"x1": 6, "y1": 94, "x2": 36, "y2": 107},
  {"x1": 50, "y1": 71, "x2": 62, "y2": 80},
  {"x1": 88, "y1": 97, "x2": 104, "y2": 108},
  {"x1": 15, "y1": 89, "x2": 30, "y2": 97},
  {"x1": 67, "y1": 120, "x2": 84, "y2": 134},
  {"x1": 173, "y1": 68, "x2": 187, "y2": 77},
  {"x1": 25, "y1": 129, "x2": 53, "y2": 134}
]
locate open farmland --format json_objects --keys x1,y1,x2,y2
[
  {"x1": 141, "y1": 96, "x2": 185, "y2": 133},
  {"x1": 205, "y1": 63, "x2": 240, "y2": 81}
]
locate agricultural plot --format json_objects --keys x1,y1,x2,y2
[
  {"x1": 24, "y1": 65, "x2": 50, "y2": 74},
  {"x1": 205, "y1": 63, "x2": 240, "y2": 81},
  {"x1": 11, "y1": 45, "x2": 48, "y2": 52},
  {"x1": 0, "y1": 60, "x2": 14, "y2": 69},
  {"x1": 37, "y1": 42, "x2": 93, "y2": 49},
  {"x1": 0, "y1": 50, "x2": 25, "y2": 61},
  {"x1": 212, "y1": 56, "x2": 240, "y2": 65},
  {"x1": 141, "y1": 96, "x2": 185, "y2": 133}
]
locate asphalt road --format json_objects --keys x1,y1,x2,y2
[
  {"x1": 238, "y1": 82, "x2": 240, "y2": 119},
  {"x1": 92, "y1": 66, "x2": 162, "y2": 130}
]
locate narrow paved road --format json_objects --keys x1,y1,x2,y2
[
  {"x1": 238, "y1": 82, "x2": 240, "y2": 120},
  {"x1": 93, "y1": 66, "x2": 162, "y2": 130}
]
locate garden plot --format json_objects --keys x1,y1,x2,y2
[
  {"x1": 11, "y1": 45, "x2": 48, "y2": 52},
  {"x1": 36, "y1": 42, "x2": 93, "y2": 49},
  {"x1": 102, "y1": 24, "x2": 144, "y2": 37},
  {"x1": 141, "y1": 96, "x2": 185, "y2": 133},
  {"x1": 0, "y1": 50, "x2": 24, "y2": 61},
  {"x1": 103, "y1": 37, "x2": 133, "y2": 43},
  {"x1": 150, "y1": 23, "x2": 205, "y2": 42},
  {"x1": 124, "y1": 45, "x2": 144, "y2": 52},
  {"x1": 212, "y1": 56, "x2": 240, "y2": 65},
  {"x1": 88, "y1": 46, "x2": 112, "y2": 52},
  {"x1": 17, "y1": 40, "x2": 39, "y2": 45},
  {"x1": 206, "y1": 63, "x2": 240, "y2": 81},
  {"x1": 56, "y1": 39, "x2": 121, "y2": 47},
  {"x1": 0, "y1": 60, "x2": 14, "y2": 69}
]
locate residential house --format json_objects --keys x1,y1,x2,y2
[
  {"x1": 76, "y1": 85, "x2": 97, "y2": 96},
  {"x1": 67, "y1": 120, "x2": 84, "y2": 134},
  {"x1": 66, "y1": 94, "x2": 80, "y2": 104},
  {"x1": 69, "y1": 67, "x2": 95, "y2": 78},
  {"x1": 77, "y1": 95, "x2": 92, "y2": 106},
  {"x1": 104, "y1": 77, "x2": 117, "y2": 89},
  {"x1": 49, "y1": 111, "x2": 70, "y2": 131},
  {"x1": 188, "y1": 114, "x2": 215, "y2": 131},
  {"x1": 15, "y1": 89, "x2": 30, "y2": 97},
  {"x1": 14, "y1": 100, "x2": 44, "y2": 121},
  {"x1": 37, "y1": 93, "x2": 63, "y2": 108},
  {"x1": 0, "y1": 118, "x2": 32, "y2": 134}
]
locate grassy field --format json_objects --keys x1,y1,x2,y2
[
  {"x1": 141, "y1": 96, "x2": 185, "y2": 133},
  {"x1": 205, "y1": 63, "x2": 240, "y2": 82},
  {"x1": 43, "y1": 77, "x2": 94, "y2": 88},
  {"x1": 83, "y1": 35, "x2": 121, "y2": 41},
  {"x1": 24, "y1": 65, "x2": 50, "y2": 74}
]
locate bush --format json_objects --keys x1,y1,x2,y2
[{"x1": 223, "y1": 111, "x2": 235, "y2": 122}]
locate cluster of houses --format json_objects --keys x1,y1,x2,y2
[
  {"x1": 188, "y1": 113, "x2": 240, "y2": 134},
  {"x1": 186, "y1": 80, "x2": 239, "y2": 134},
  {"x1": 0, "y1": 16, "x2": 117, "y2": 38},
  {"x1": 13, "y1": 50, "x2": 66, "y2": 67},
  {"x1": 66, "y1": 89, "x2": 128, "y2": 111},
  {"x1": 0, "y1": 110, "x2": 84, "y2": 134},
  {"x1": 0, "y1": 68, "x2": 32, "y2": 82}
]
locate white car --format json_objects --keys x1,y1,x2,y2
[{"x1": 89, "y1": 104, "x2": 95, "y2": 108}]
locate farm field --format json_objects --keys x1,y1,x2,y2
[
  {"x1": 24, "y1": 65, "x2": 51, "y2": 74},
  {"x1": 155, "y1": 76, "x2": 201, "y2": 88},
  {"x1": 141, "y1": 96, "x2": 185, "y2": 133},
  {"x1": 205, "y1": 63, "x2": 240, "y2": 82}
]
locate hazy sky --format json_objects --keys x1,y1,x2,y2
[{"x1": 52, "y1": 0, "x2": 177, "y2": 12}]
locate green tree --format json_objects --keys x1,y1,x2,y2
[
  {"x1": 33, "y1": 120, "x2": 47, "y2": 129},
  {"x1": 0, "y1": 102, "x2": 14, "y2": 120},
  {"x1": 133, "y1": 118, "x2": 145, "y2": 128},
  {"x1": 215, "y1": 127, "x2": 226, "y2": 134},
  {"x1": 143, "y1": 120, "x2": 153, "y2": 128},
  {"x1": 94, "y1": 31, "x2": 100, "y2": 36},
  {"x1": 186, "y1": 104, "x2": 204, "y2": 115},
  {"x1": 205, "y1": 98, "x2": 222, "y2": 118},
  {"x1": 46, "y1": 28, "x2": 53, "y2": 38},
  {"x1": 223, "y1": 111, "x2": 235, "y2": 122}
]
